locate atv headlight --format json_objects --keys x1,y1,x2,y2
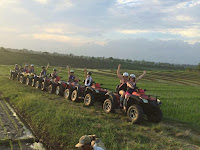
[
  {"x1": 157, "y1": 99, "x2": 161, "y2": 104},
  {"x1": 142, "y1": 99, "x2": 148, "y2": 103}
]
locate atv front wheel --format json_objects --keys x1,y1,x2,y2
[
  {"x1": 41, "y1": 82, "x2": 45, "y2": 91},
  {"x1": 147, "y1": 107, "x2": 163, "y2": 123},
  {"x1": 35, "y1": 81, "x2": 40, "y2": 89},
  {"x1": 127, "y1": 105, "x2": 143, "y2": 124},
  {"x1": 26, "y1": 78, "x2": 30, "y2": 85},
  {"x1": 84, "y1": 93, "x2": 95, "y2": 106},
  {"x1": 56, "y1": 86, "x2": 60, "y2": 95},
  {"x1": 103, "y1": 99, "x2": 115, "y2": 113},
  {"x1": 64, "y1": 88, "x2": 72, "y2": 100},
  {"x1": 71, "y1": 89, "x2": 79, "y2": 102}
]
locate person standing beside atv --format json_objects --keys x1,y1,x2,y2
[
  {"x1": 117, "y1": 64, "x2": 129, "y2": 108},
  {"x1": 123, "y1": 71, "x2": 146, "y2": 111},
  {"x1": 84, "y1": 68, "x2": 92, "y2": 86},
  {"x1": 67, "y1": 65, "x2": 80, "y2": 82}
]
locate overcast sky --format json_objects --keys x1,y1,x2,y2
[{"x1": 0, "y1": 0, "x2": 200, "y2": 65}]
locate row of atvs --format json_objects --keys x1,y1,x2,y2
[{"x1": 10, "y1": 70, "x2": 163, "y2": 124}]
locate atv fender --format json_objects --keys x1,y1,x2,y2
[{"x1": 127, "y1": 95, "x2": 144, "y2": 108}]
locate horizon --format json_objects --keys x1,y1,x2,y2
[{"x1": 0, "y1": 0, "x2": 200, "y2": 65}]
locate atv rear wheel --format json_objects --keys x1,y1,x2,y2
[
  {"x1": 71, "y1": 89, "x2": 79, "y2": 102},
  {"x1": 127, "y1": 105, "x2": 143, "y2": 124},
  {"x1": 64, "y1": 88, "x2": 72, "y2": 100},
  {"x1": 56, "y1": 86, "x2": 60, "y2": 95},
  {"x1": 31, "y1": 79, "x2": 35, "y2": 87},
  {"x1": 26, "y1": 78, "x2": 30, "y2": 85},
  {"x1": 20, "y1": 76, "x2": 25, "y2": 84},
  {"x1": 35, "y1": 81, "x2": 40, "y2": 89},
  {"x1": 147, "y1": 107, "x2": 162, "y2": 123},
  {"x1": 41, "y1": 82, "x2": 45, "y2": 91},
  {"x1": 48, "y1": 84, "x2": 55, "y2": 94},
  {"x1": 103, "y1": 99, "x2": 115, "y2": 113},
  {"x1": 84, "y1": 93, "x2": 95, "y2": 106}
]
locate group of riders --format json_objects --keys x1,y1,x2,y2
[{"x1": 11, "y1": 63, "x2": 146, "y2": 110}]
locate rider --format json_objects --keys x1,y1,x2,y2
[
  {"x1": 23, "y1": 64, "x2": 29, "y2": 73},
  {"x1": 14, "y1": 64, "x2": 20, "y2": 72},
  {"x1": 40, "y1": 64, "x2": 49, "y2": 76},
  {"x1": 117, "y1": 64, "x2": 129, "y2": 108},
  {"x1": 51, "y1": 68, "x2": 61, "y2": 79},
  {"x1": 67, "y1": 65, "x2": 80, "y2": 82},
  {"x1": 29, "y1": 64, "x2": 35, "y2": 73},
  {"x1": 84, "y1": 68, "x2": 92, "y2": 86},
  {"x1": 123, "y1": 71, "x2": 146, "y2": 111}
]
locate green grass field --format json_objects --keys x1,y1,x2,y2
[{"x1": 0, "y1": 65, "x2": 200, "y2": 150}]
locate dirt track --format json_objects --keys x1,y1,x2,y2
[{"x1": 0, "y1": 97, "x2": 44, "y2": 150}]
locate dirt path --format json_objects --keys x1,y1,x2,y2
[{"x1": 0, "y1": 97, "x2": 44, "y2": 150}]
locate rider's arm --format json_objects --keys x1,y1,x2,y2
[
  {"x1": 84, "y1": 68, "x2": 87, "y2": 79},
  {"x1": 67, "y1": 65, "x2": 70, "y2": 77},
  {"x1": 46, "y1": 63, "x2": 49, "y2": 70},
  {"x1": 127, "y1": 82, "x2": 135, "y2": 89},
  {"x1": 117, "y1": 64, "x2": 123, "y2": 80},
  {"x1": 136, "y1": 70, "x2": 146, "y2": 82}
]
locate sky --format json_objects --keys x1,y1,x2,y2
[{"x1": 0, "y1": 0, "x2": 200, "y2": 65}]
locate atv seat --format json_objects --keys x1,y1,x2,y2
[{"x1": 95, "y1": 83, "x2": 100, "y2": 88}]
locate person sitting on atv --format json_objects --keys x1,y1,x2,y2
[
  {"x1": 23, "y1": 64, "x2": 29, "y2": 73},
  {"x1": 84, "y1": 68, "x2": 92, "y2": 86},
  {"x1": 14, "y1": 64, "x2": 20, "y2": 72},
  {"x1": 67, "y1": 65, "x2": 80, "y2": 83},
  {"x1": 50, "y1": 68, "x2": 61, "y2": 79},
  {"x1": 123, "y1": 71, "x2": 146, "y2": 111},
  {"x1": 117, "y1": 64, "x2": 129, "y2": 108},
  {"x1": 29, "y1": 64, "x2": 35, "y2": 73},
  {"x1": 40, "y1": 64, "x2": 49, "y2": 76}
]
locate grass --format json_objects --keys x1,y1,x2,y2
[{"x1": 0, "y1": 65, "x2": 200, "y2": 150}]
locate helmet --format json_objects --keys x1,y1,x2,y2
[
  {"x1": 15, "y1": 64, "x2": 18, "y2": 66},
  {"x1": 70, "y1": 70, "x2": 74, "y2": 73},
  {"x1": 25, "y1": 64, "x2": 28, "y2": 67},
  {"x1": 130, "y1": 74, "x2": 136, "y2": 78},
  {"x1": 42, "y1": 66, "x2": 45, "y2": 69},
  {"x1": 123, "y1": 72, "x2": 129, "y2": 77},
  {"x1": 87, "y1": 71, "x2": 92, "y2": 76},
  {"x1": 53, "y1": 68, "x2": 57, "y2": 71},
  {"x1": 31, "y1": 64, "x2": 34, "y2": 67}
]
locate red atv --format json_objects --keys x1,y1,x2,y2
[
  {"x1": 47, "y1": 76, "x2": 62, "y2": 94},
  {"x1": 62, "y1": 81, "x2": 80, "y2": 99},
  {"x1": 103, "y1": 88, "x2": 162, "y2": 124},
  {"x1": 70, "y1": 82, "x2": 109, "y2": 106}
]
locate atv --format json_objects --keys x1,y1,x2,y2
[
  {"x1": 103, "y1": 88, "x2": 162, "y2": 124},
  {"x1": 19, "y1": 72, "x2": 29, "y2": 84},
  {"x1": 71, "y1": 82, "x2": 109, "y2": 106},
  {"x1": 25, "y1": 73, "x2": 37, "y2": 86},
  {"x1": 63, "y1": 81, "x2": 81, "y2": 100},
  {"x1": 55, "y1": 80, "x2": 69, "y2": 96},
  {"x1": 34, "y1": 75, "x2": 49, "y2": 90},
  {"x1": 47, "y1": 76, "x2": 62, "y2": 94}
]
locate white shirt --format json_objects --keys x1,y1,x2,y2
[
  {"x1": 85, "y1": 76, "x2": 92, "y2": 86},
  {"x1": 93, "y1": 143, "x2": 104, "y2": 150}
]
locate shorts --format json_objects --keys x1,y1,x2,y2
[{"x1": 125, "y1": 91, "x2": 132, "y2": 95}]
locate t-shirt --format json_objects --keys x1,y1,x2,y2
[
  {"x1": 85, "y1": 76, "x2": 92, "y2": 86},
  {"x1": 93, "y1": 144, "x2": 104, "y2": 150},
  {"x1": 68, "y1": 75, "x2": 75, "y2": 82}
]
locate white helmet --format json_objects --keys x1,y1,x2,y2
[
  {"x1": 123, "y1": 72, "x2": 129, "y2": 77},
  {"x1": 70, "y1": 70, "x2": 74, "y2": 73},
  {"x1": 31, "y1": 64, "x2": 34, "y2": 67},
  {"x1": 130, "y1": 74, "x2": 136, "y2": 78}
]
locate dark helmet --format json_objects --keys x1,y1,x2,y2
[
  {"x1": 42, "y1": 66, "x2": 45, "y2": 69},
  {"x1": 53, "y1": 68, "x2": 57, "y2": 71},
  {"x1": 87, "y1": 71, "x2": 92, "y2": 76}
]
